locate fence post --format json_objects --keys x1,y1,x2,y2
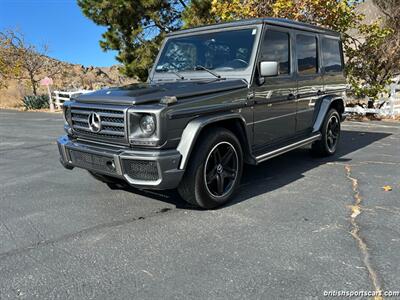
[
  {"x1": 47, "y1": 85, "x2": 54, "y2": 112},
  {"x1": 54, "y1": 91, "x2": 60, "y2": 108}
]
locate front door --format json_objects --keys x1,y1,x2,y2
[{"x1": 252, "y1": 26, "x2": 297, "y2": 149}]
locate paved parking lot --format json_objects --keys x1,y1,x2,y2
[{"x1": 0, "y1": 110, "x2": 399, "y2": 299}]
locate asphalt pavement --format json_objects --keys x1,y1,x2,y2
[{"x1": 0, "y1": 110, "x2": 399, "y2": 299}]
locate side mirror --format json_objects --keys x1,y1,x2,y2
[{"x1": 260, "y1": 61, "x2": 279, "y2": 77}]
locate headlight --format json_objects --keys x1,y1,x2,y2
[
  {"x1": 139, "y1": 114, "x2": 156, "y2": 135},
  {"x1": 128, "y1": 110, "x2": 159, "y2": 146},
  {"x1": 63, "y1": 105, "x2": 72, "y2": 127}
]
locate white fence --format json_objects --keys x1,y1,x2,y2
[
  {"x1": 345, "y1": 83, "x2": 400, "y2": 118},
  {"x1": 52, "y1": 90, "x2": 94, "y2": 109}
]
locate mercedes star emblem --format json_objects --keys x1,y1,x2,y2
[{"x1": 88, "y1": 112, "x2": 101, "y2": 133}]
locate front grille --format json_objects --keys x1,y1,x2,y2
[
  {"x1": 70, "y1": 106, "x2": 127, "y2": 143},
  {"x1": 122, "y1": 159, "x2": 159, "y2": 181},
  {"x1": 69, "y1": 149, "x2": 117, "y2": 175}
]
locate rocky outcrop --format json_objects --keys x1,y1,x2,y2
[{"x1": 0, "y1": 57, "x2": 138, "y2": 108}]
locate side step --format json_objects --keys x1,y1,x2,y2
[{"x1": 255, "y1": 133, "x2": 322, "y2": 164}]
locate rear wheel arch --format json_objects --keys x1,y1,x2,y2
[
  {"x1": 329, "y1": 98, "x2": 345, "y2": 116},
  {"x1": 312, "y1": 96, "x2": 344, "y2": 133}
]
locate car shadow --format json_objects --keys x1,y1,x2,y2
[{"x1": 109, "y1": 130, "x2": 391, "y2": 209}]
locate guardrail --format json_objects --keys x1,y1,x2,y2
[
  {"x1": 345, "y1": 83, "x2": 400, "y2": 118},
  {"x1": 53, "y1": 90, "x2": 94, "y2": 109}
]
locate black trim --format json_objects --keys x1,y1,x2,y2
[
  {"x1": 168, "y1": 101, "x2": 246, "y2": 120},
  {"x1": 167, "y1": 18, "x2": 340, "y2": 37}
]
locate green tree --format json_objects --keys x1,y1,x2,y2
[
  {"x1": 78, "y1": 0, "x2": 188, "y2": 82},
  {"x1": 181, "y1": 0, "x2": 214, "y2": 28},
  {"x1": 373, "y1": 0, "x2": 400, "y2": 74},
  {"x1": 345, "y1": 20, "x2": 395, "y2": 101}
]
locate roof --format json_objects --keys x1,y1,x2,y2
[{"x1": 167, "y1": 18, "x2": 340, "y2": 37}]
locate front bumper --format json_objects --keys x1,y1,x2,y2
[{"x1": 57, "y1": 135, "x2": 184, "y2": 190}]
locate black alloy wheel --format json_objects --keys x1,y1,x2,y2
[{"x1": 204, "y1": 141, "x2": 239, "y2": 198}]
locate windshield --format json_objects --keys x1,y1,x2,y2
[{"x1": 155, "y1": 28, "x2": 257, "y2": 75}]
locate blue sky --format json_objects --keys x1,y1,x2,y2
[{"x1": 0, "y1": 0, "x2": 119, "y2": 66}]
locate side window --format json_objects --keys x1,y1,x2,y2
[
  {"x1": 322, "y1": 38, "x2": 343, "y2": 73},
  {"x1": 260, "y1": 30, "x2": 290, "y2": 75},
  {"x1": 296, "y1": 34, "x2": 318, "y2": 75}
]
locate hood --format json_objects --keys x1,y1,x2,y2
[{"x1": 74, "y1": 79, "x2": 248, "y2": 106}]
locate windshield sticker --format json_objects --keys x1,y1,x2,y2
[{"x1": 252, "y1": 29, "x2": 256, "y2": 35}]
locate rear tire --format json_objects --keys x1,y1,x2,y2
[
  {"x1": 178, "y1": 128, "x2": 243, "y2": 209},
  {"x1": 311, "y1": 108, "x2": 341, "y2": 156}
]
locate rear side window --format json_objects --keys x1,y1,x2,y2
[
  {"x1": 322, "y1": 38, "x2": 343, "y2": 73},
  {"x1": 260, "y1": 30, "x2": 290, "y2": 74},
  {"x1": 296, "y1": 34, "x2": 318, "y2": 75}
]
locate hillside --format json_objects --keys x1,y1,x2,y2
[{"x1": 0, "y1": 56, "x2": 137, "y2": 108}]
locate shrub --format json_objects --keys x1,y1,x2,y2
[{"x1": 22, "y1": 94, "x2": 49, "y2": 110}]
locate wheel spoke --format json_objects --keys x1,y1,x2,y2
[
  {"x1": 223, "y1": 170, "x2": 236, "y2": 179},
  {"x1": 328, "y1": 136, "x2": 334, "y2": 147},
  {"x1": 216, "y1": 173, "x2": 224, "y2": 194},
  {"x1": 331, "y1": 121, "x2": 337, "y2": 131},
  {"x1": 206, "y1": 171, "x2": 217, "y2": 184},
  {"x1": 221, "y1": 147, "x2": 233, "y2": 166},
  {"x1": 213, "y1": 148, "x2": 222, "y2": 164},
  {"x1": 224, "y1": 166, "x2": 235, "y2": 173}
]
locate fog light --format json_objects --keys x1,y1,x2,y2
[{"x1": 106, "y1": 160, "x2": 116, "y2": 171}]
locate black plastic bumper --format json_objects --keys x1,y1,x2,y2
[{"x1": 57, "y1": 135, "x2": 184, "y2": 190}]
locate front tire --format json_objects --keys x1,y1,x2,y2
[
  {"x1": 311, "y1": 108, "x2": 341, "y2": 156},
  {"x1": 178, "y1": 128, "x2": 243, "y2": 209}
]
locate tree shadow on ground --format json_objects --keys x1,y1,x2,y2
[{"x1": 109, "y1": 130, "x2": 391, "y2": 209}]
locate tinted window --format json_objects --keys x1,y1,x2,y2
[
  {"x1": 296, "y1": 34, "x2": 318, "y2": 75},
  {"x1": 322, "y1": 38, "x2": 343, "y2": 72},
  {"x1": 155, "y1": 29, "x2": 256, "y2": 72},
  {"x1": 260, "y1": 30, "x2": 290, "y2": 74}
]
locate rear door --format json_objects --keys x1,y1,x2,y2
[
  {"x1": 252, "y1": 26, "x2": 297, "y2": 149},
  {"x1": 321, "y1": 36, "x2": 346, "y2": 95},
  {"x1": 294, "y1": 33, "x2": 324, "y2": 134}
]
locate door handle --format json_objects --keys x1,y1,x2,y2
[{"x1": 287, "y1": 93, "x2": 296, "y2": 100}]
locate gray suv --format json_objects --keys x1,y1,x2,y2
[{"x1": 58, "y1": 18, "x2": 346, "y2": 208}]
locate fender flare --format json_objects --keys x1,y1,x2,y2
[
  {"x1": 312, "y1": 96, "x2": 344, "y2": 133},
  {"x1": 176, "y1": 113, "x2": 249, "y2": 170}
]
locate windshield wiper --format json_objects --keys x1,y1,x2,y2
[
  {"x1": 169, "y1": 69, "x2": 185, "y2": 80},
  {"x1": 158, "y1": 67, "x2": 185, "y2": 80},
  {"x1": 194, "y1": 65, "x2": 222, "y2": 79}
]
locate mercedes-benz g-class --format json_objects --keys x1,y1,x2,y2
[{"x1": 58, "y1": 18, "x2": 346, "y2": 208}]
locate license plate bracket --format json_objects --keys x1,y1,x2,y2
[{"x1": 68, "y1": 149, "x2": 117, "y2": 174}]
